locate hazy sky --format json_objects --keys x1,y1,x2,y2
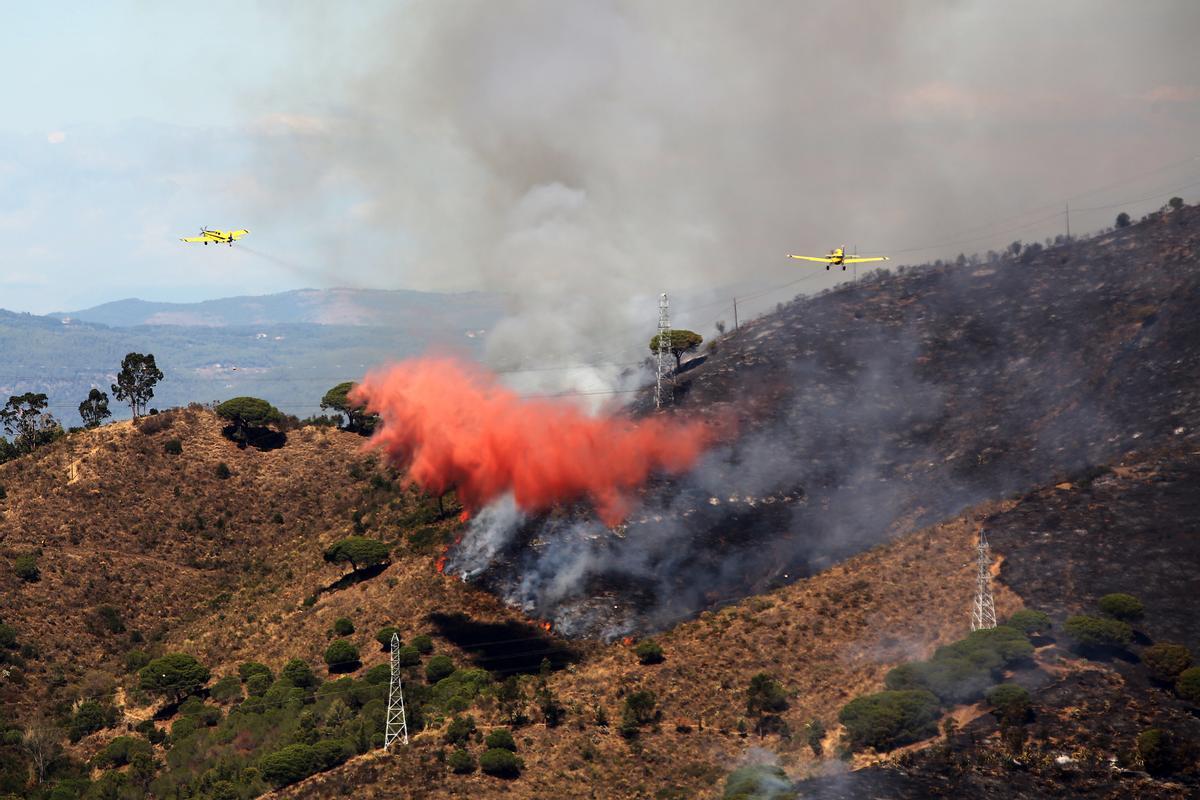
[{"x1": 1, "y1": 1, "x2": 1198, "y2": 327}]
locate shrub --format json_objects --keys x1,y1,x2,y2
[
  {"x1": 1006, "y1": 609, "x2": 1051, "y2": 636},
  {"x1": 210, "y1": 675, "x2": 244, "y2": 703},
  {"x1": 171, "y1": 716, "x2": 197, "y2": 739},
  {"x1": 426, "y1": 654, "x2": 455, "y2": 683},
  {"x1": 313, "y1": 738, "x2": 352, "y2": 770},
  {"x1": 430, "y1": 668, "x2": 492, "y2": 713},
  {"x1": 163, "y1": 439, "x2": 182, "y2": 455},
  {"x1": 333, "y1": 617, "x2": 355, "y2": 636},
  {"x1": 479, "y1": 747, "x2": 523, "y2": 778},
  {"x1": 139, "y1": 653, "x2": 211, "y2": 701},
  {"x1": 1064, "y1": 615, "x2": 1132, "y2": 651},
  {"x1": 1176, "y1": 667, "x2": 1200, "y2": 704},
  {"x1": 623, "y1": 690, "x2": 657, "y2": 728},
  {"x1": 722, "y1": 764, "x2": 793, "y2": 800},
  {"x1": 323, "y1": 640, "x2": 361, "y2": 673},
  {"x1": 91, "y1": 604, "x2": 125, "y2": 635},
  {"x1": 281, "y1": 658, "x2": 318, "y2": 688},
  {"x1": 634, "y1": 639, "x2": 664, "y2": 665},
  {"x1": 838, "y1": 690, "x2": 940, "y2": 751},
  {"x1": 395, "y1": 645, "x2": 421, "y2": 668},
  {"x1": 364, "y1": 663, "x2": 391, "y2": 685},
  {"x1": 412, "y1": 634, "x2": 434, "y2": 654},
  {"x1": 1137, "y1": 728, "x2": 1178, "y2": 776},
  {"x1": 260, "y1": 743, "x2": 318, "y2": 788},
  {"x1": 13, "y1": 553, "x2": 39, "y2": 582},
  {"x1": 68, "y1": 699, "x2": 114, "y2": 742},
  {"x1": 484, "y1": 727, "x2": 516, "y2": 751},
  {"x1": 1098, "y1": 593, "x2": 1144, "y2": 622},
  {"x1": 444, "y1": 715, "x2": 476, "y2": 745},
  {"x1": 245, "y1": 673, "x2": 272, "y2": 697},
  {"x1": 448, "y1": 747, "x2": 476, "y2": 774},
  {"x1": 1116, "y1": 212, "x2": 1131, "y2": 227},
  {"x1": 1142, "y1": 643, "x2": 1193, "y2": 683},
  {"x1": 985, "y1": 684, "x2": 1031, "y2": 723},
  {"x1": 125, "y1": 649, "x2": 151, "y2": 673},
  {"x1": 238, "y1": 662, "x2": 272, "y2": 683},
  {"x1": 0, "y1": 623, "x2": 16, "y2": 649},
  {"x1": 746, "y1": 673, "x2": 788, "y2": 715},
  {"x1": 93, "y1": 736, "x2": 151, "y2": 768},
  {"x1": 376, "y1": 626, "x2": 400, "y2": 651},
  {"x1": 216, "y1": 462, "x2": 232, "y2": 480},
  {"x1": 806, "y1": 719, "x2": 826, "y2": 757}
]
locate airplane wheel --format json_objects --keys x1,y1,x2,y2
[{"x1": 825, "y1": 265, "x2": 830, "y2": 271}]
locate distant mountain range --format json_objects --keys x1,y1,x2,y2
[
  {"x1": 49, "y1": 287, "x2": 502, "y2": 329},
  {"x1": 2, "y1": 288, "x2": 505, "y2": 426}
]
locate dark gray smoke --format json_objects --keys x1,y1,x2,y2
[{"x1": 247, "y1": 1, "x2": 1200, "y2": 376}]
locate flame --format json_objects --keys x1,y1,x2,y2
[
  {"x1": 349, "y1": 356, "x2": 712, "y2": 525},
  {"x1": 621, "y1": 636, "x2": 635, "y2": 647},
  {"x1": 435, "y1": 555, "x2": 446, "y2": 574},
  {"x1": 540, "y1": 620, "x2": 552, "y2": 632}
]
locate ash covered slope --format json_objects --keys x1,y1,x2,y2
[{"x1": 482, "y1": 206, "x2": 1200, "y2": 636}]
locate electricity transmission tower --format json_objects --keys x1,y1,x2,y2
[
  {"x1": 970, "y1": 529, "x2": 997, "y2": 631},
  {"x1": 383, "y1": 633, "x2": 409, "y2": 749},
  {"x1": 655, "y1": 292, "x2": 673, "y2": 410}
]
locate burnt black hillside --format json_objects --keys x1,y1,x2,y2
[{"x1": 472, "y1": 205, "x2": 1200, "y2": 636}]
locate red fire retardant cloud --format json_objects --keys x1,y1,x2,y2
[{"x1": 349, "y1": 357, "x2": 711, "y2": 525}]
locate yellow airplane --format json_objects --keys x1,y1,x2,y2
[
  {"x1": 788, "y1": 246, "x2": 889, "y2": 271},
  {"x1": 180, "y1": 227, "x2": 250, "y2": 246}
]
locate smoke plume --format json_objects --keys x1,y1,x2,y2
[{"x1": 350, "y1": 356, "x2": 712, "y2": 524}]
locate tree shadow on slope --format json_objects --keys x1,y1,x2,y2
[
  {"x1": 428, "y1": 612, "x2": 578, "y2": 677},
  {"x1": 221, "y1": 424, "x2": 287, "y2": 451},
  {"x1": 315, "y1": 563, "x2": 389, "y2": 599}
]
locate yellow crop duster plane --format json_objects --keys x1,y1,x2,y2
[
  {"x1": 180, "y1": 227, "x2": 249, "y2": 246},
  {"x1": 788, "y1": 246, "x2": 888, "y2": 271}
]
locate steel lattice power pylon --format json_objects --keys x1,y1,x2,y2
[
  {"x1": 383, "y1": 632, "x2": 409, "y2": 749},
  {"x1": 971, "y1": 529, "x2": 997, "y2": 631},
  {"x1": 655, "y1": 292, "x2": 673, "y2": 411}
]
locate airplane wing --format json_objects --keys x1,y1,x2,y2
[
  {"x1": 843, "y1": 256, "x2": 890, "y2": 264},
  {"x1": 788, "y1": 254, "x2": 835, "y2": 263},
  {"x1": 229, "y1": 229, "x2": 249, "y2": 240},
  {"x1": 181, "y1": 235, "x2": 216, "y2": 243}
]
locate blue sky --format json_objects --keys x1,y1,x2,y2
[{"x1": 0, "y1": 2, "x2": 389, "y2": 313}]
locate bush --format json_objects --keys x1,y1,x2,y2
[
  {"x1": 444, "y1": 715, "x2": 476, "y2": 745},
  {"x1": 245, "y1": 673, "x2": 272, "y2": 697},
  {"x1": 746, "y1": 673, "x2": 788, "y2": 715},
  {"x1": 838, "y1": 690, "x2": 940, "y2": 751},
  {"x1": 313, "y1": 738, "x2": 352, "y2": 770},
  {"x1": 323, "y1": 640, "x2": 361, "y2": 673},
  {"x1": 216, "y1": 462, "x2": 232, "y2": 480},
  {"x1": 395, "y1": 645, "x2": 421, "y2": 668},
  {"x1": 1006, "y1": 609, "x2": 1051, "y2": 636},
  {"x1": 1116, "y1": 212, "x2": 1131, "y2": 228},
  {"x1": 281, "y1": 658, "x2": 318, "y2": 688},
  {"x1": 138, "y1": 653, "x2": 211, "y2": 701},
  {"x1": 985, "y1": 683, "x2": 1031, "y2": 723},
  {"x1": 171, "y1": 716, "x2": 198, "y2": 739},
  {"x1": 210, "y1": 675, "x2": 244, "y2": 703},
  {"x1": 484, "y1": 727, "x2": 516, "y2": 751},
  {"x1": 1098, "y1": 593, "x2": 1144, "y2": 622},
  {"x1": 125, "y1": 649, "x2": 151, "y2": 673},
  {"x1": 93, "y1": 736, "x2": 151, "y2": 768},
  {"x1": 634, "y1": 639, "x2": 664, "y2": 665},
  {"x1": 448, "y1": 747, "x2": 476, "y2": 774},
  {"x1": 376, "y1": 626, "x2": 400, "y2": 651},
  {"x1": 13, "y1": 553, "x2": 39, "y2": 582},
  {"x1": 260, "y1": 743, "x2": 318, "y2": 788},
  {"x1": 1064, "y1": 615, "x2": 1132, "y2": 651},
  {"x1": 0, "y1": 623, "x2": 16, "y2": 649},
  {"x1": 238, "y1": 662, "x2": 273, "y2": 683},
  {"x1": 91, "y1": 604, "x2": 125, "y2": 635},
  {"x1": 426, "y1": 654, "x2": 455, "y2": 683},
  {"x1": 1137, "y1": 728, "x2": 1178, "y2": 776},
  {"x1": 479, "y1": 747, "x2": 523, "y2": 778},
  {"x1": 431, "y1": 668, "x2": 492, "y2": 713},
  {"x1": 412, "y1": 634, "x2": 434, "y2": 654},
  {"x1": 723, "y1": 764, "x2": 793, "y2": 800},
  {"x1": 68, "y1": 699, "x2": 115, "y2": 742},
  {"x1": 1176, "y1": 667, "x2": 1200, "y2": 704},
  {"x1": 1142, "y1": 643, "x2": 1192, "y2": 683},
  {"x1": 333, "y1": 617, "x2": 355, "y2": 636},
  {"x1": 163, "y1": 439, "x2": 182, "y2": 455},
  {"x1": 364, "y1": 663, "x2": 391, "y2": 685}
]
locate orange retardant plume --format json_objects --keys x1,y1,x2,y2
[{"x1": 349, "y1": 357, "x2": 711, "y2": 525}]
